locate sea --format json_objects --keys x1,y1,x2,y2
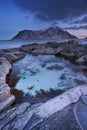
[
  {"x1": 0, "y1": 39, "x2": 87, "y2": 50},
  {"x1": 0, "y1": 39, "x2": 71, "y2": 49}
]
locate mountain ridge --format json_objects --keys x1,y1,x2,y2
[
  {"x1": 12, "y1": 26, "x2": 77, "y2": 40},
  {"x1": 84, "y1": 37, "x2": 87, "y2": 39}
]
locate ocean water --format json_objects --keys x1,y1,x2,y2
[
  {"x1": 0, "y1": 39, "x2": 87, "y2": 50},
  {"x1": 10, "y1": 55, "x2": 87, "y2": 96},
  {"x1": 0, "y1": 39, "x2": 70, "y2": 49}
]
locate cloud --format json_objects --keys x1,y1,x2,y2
[
  {"x1": 81, "y1": 16, "x2": 87, "y2": 23},
  {"x1": 13, "y1": 0, "x2": 87, "y2": 32},
  {"x1": 72, "y1": 16, "x2": 87, "y2": 24},
  {"x1": 13, "y1": 0, "x2": 87, "y2": 21},
  {"x1": 64, "y1": 25, "x2": 87, "y2": 30}
]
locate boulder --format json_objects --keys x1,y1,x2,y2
[
  {"x1": 75, "y1": 55, "x2": 87, "y2": 65},
  {"x1": 5, "y1": 52, "x2": 25, "y2": 63},
  {"x1": 5, "y1": 51, "x2": 25, "y2": 63},
  {"x1": 5, "y1": 53, "x2": 18, "y2": 62}
]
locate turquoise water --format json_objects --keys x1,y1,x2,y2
[{"x1": 10, "y1": 55, "x2": 87, "y2": 96}]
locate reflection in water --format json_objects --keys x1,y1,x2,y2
[
  {"x1": 11, "y1": 88, "x2": 65, "y2": 104},
  {"x1": 9, "y1": 55, "x2": 87, "y2": 97}
]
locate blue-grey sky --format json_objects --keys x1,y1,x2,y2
[{"x1": 0, "y1": 0, "x2": 87, "y2": 40}]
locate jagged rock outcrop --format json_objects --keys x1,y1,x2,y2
[
  {"x1": 0, "y1": 57, "x2": 15, "y2": 112},
  {"x1": 12, "y1": 26, "x2": 77, "y2": 40}
]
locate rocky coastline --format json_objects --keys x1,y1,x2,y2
[{"x1": 0, "y1": 40, "x2": 87, "y2": 130}]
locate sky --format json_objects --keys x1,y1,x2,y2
[{"x1": 0, "y1": 0, "x2": 87, "y2": 40}]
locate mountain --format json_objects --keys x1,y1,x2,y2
[
  {"x1": 12, "y1": 26, "x2": 77, "y2": 40},
  {"x1": 84, "y1": 37, "x2": 87, "y2": 39}
]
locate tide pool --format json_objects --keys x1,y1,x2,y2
[{"x1": 9, "y1": 55, "x2": 87, "y2": 96}]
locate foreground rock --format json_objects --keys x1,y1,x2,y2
[
  {"x1": 0, "y1": 104, "x2": 81, "y2": 130},
  {"x1": 32, "y1": 105, "x2": 80, "y2": 130},
  {"x1": 0, "y1": 57, "x2": 15, "y2": 112},
  {"x1": 0, "y1": 85, "x2": 87, "y2": 129}
]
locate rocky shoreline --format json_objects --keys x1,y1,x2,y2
[{"x1": 0, "y1": 40, "x2": 87, "y2": 130}]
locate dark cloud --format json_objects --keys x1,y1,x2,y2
[
  {"x1": 81, "y1": 17, "x2": 87, "y2": 23},
  {"x1": 13, "y1": 0, "x2": 87, "y2": 21},
  {"x1": 64, "y1": 25, "x2": 87, "y2": 30}
]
